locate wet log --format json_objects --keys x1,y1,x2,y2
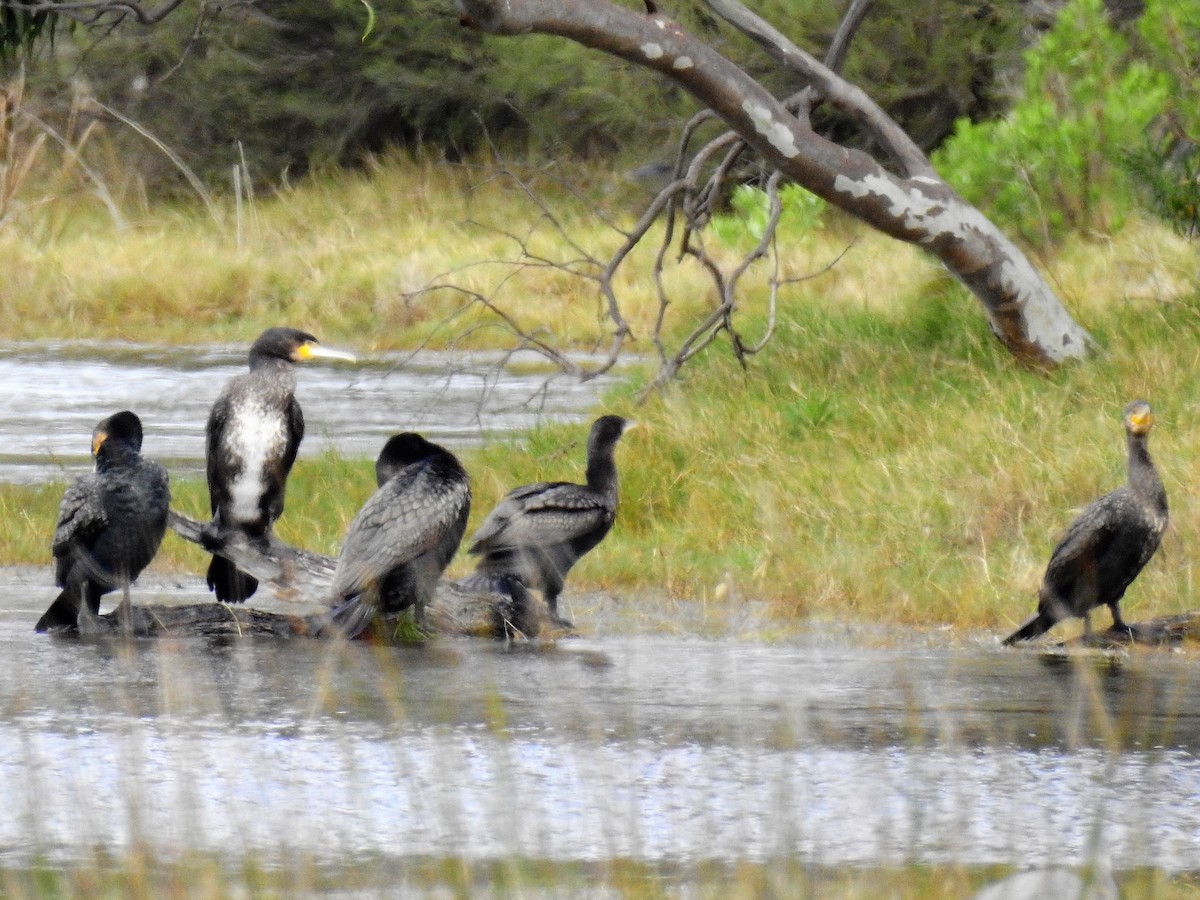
[
  {"x1": 1011, "y1": 613, "x2": 1200, "y2": 650},
  {"x1": 95, "y1": 600, "x2": 325, "y2": 640},
  {"x1": 1068, "y1": 613, "x2": 1200, "y2": 649},
  {"x1": 84, "y1": 512, "x2": 549, "y2": 641}
]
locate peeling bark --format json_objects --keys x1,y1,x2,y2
[{"x1": 456, "y1": 0, "x2": 1093, "y2": 366}]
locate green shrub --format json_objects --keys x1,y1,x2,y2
[
  {"x1": 934, "y1": 0, "x2": 1170, "y2": 245},
  {"x1": 710, "y1": 182, "x2": 826, "y2": 248},
  {"x1": 1122, "y1": 5, "x2": 1200, "y2": 237},
  {"x1": 14, "y1": 0, "x2": 1025, "y2": 191}
]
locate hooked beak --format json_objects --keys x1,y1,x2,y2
[
  {"x1": 294, "y1": 341, "x2": 357, "y2": 364},
  {"x1": 91, "y1": 431, "x2": 108, "y2": 456},
  {"x1": 1128, "y1": 408, "x2": 1153, "y2": 435}
]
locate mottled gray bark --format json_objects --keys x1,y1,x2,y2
[{"x1": 457, "y1": 0, "x2": 1094, "y2": 366}]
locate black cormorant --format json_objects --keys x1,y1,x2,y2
[
  {"x1": 467, "y1": 414, "x2": 634, "y2": 627},
  {"x1": 36, "y1": 411, "x2": 170, "y2": 632},
  {"x1": 1003, "y1": 400, "x2": 1168, "y2": 645},
  {"x1": 326, "y1": 433, "x2": 471, "y2": 638},
  {"x1": 205, "y1": 327, "x2": 355, "y2": 603}
]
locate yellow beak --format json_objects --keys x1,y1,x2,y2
[
  {"x1": 294, "y1": 341, "x2": 356, "y2": 364},
  {"x1": 1128, "y1": 409, "x2": 1153, "y2": 434}
]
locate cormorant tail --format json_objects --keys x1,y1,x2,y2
[
  {"x1": 207, "y1": 555, "x2": 258, "y2": 604},
  {"x1": 1002, "y1": 611, "x2": 1053, "y2": 646},
  {"x1": 320, "y1": 595, "x2": 377, "y2": 640},
  {"x1": 35, "y1": 589, "x2": 78, "y2": 633},
  {"x1": 455, "y1": 571, "x2": 543, "y2": 638}
]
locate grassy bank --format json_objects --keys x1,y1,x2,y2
[
  {"x1": 3, "y1": 855, "x2": 1197, "y2": 899},
  {"x1": 0, "y1": 154, "x2": 712, "y2": 350},
  {"x1": 1, "y1": 159, "x2": 1198, "y2": 634}
]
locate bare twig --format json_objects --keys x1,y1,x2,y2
[
  {"x1": 19, "y1": 111, "x2": 126, "y2": 228},
  {"x1": 84, "y1": 97, "x2": 216, "y2": 217},
  {"x1": 1, "y1": 0, "x2": 190, "y2": 27},
  {"x1": 723, "y1": 170, "x2": 784, "y2": 360},
  {"x1": 699, "y1": 0, "x2": 933, "y2": 178},
  {"x1": 824, "y1": 0, "x2": 878, "y2": 73}
]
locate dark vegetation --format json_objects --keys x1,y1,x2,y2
[
  {"x1": 12, "y1": 1, "x2": 1026, "y2": 186},
  {"x1": 0, "y1": 0, "x2": 1190, "y2": 243}
]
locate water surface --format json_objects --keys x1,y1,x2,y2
[
  {"x1": 4, "y1": 341, "x2": 1199, "y2": 877},
  {"x1": 0, "y1": 342, "x2": 622, "y2": 483},
  {"x1": 3, "y1": 578, "x2": 1199, "y2": 871}
]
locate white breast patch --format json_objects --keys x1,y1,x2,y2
[{"x1": 224, "y1": 401, "x2": 287, "y2": 525}]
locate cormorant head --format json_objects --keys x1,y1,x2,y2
[
  {"x1": 1124, "y1": 400, "x2": 1154, "y2": 438},
  {"x1": 92, "y1": 410, "x2": 144, "y2": 467},
  {"x1": 588, "y1": 415, "x2": 636, "y2": 456},
  {"x1": 375, "y1": 432, "x2": 440, "y2": 486},
  {"x1": 248, "y1": 327, "x2": 356, "y2": 370}
]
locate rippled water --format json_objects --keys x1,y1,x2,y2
[
  {"x1": 4, "y1": 342, "x2": 1200, "y2": 879},
  {"x1": 0, "y1": 341, "x2": 622, "y2": 483},
  {"x1": 3, "y1": 577, "x2": 1200, "y2": 871}
]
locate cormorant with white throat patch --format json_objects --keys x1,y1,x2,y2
[
  {"x1": 1003, "y1": 400, "x2": 1168, "y2": 645},
  {"x1": 36, "y1": 410, "x2": 170, "y2": 632},
  {"x1": 204, "y1": 327, "x2": 355, "y2": 603},
  {"x1": 467, "y1": 415, "x2": 634, "y2": 628},
  {"x1": 326, "y1": 433, "x2": 471, "y2": 638}
]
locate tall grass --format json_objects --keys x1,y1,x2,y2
[
  {"x1": 1, "y1": 856, "x2": 1194, "y2": 898},
  {"x1": 462, "y1": 283, "x2": 1196, "y2": 636},
  {"x1": 0, "y1": 142, "x2": 712, "y2": 349},
  {"x1": 0, "y1": 137, "x2": 1198, "y2": 633},
  {"x1": 0, "y1": 856, "x2": 874, "y2": 900}
]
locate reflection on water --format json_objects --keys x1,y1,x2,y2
[
  {"x1": 0, "y1": 342, "x2": 623, "y2": 483},
  {"x1": 3, "y1": 589, "x2": 1200, "y2": 870},
  {"x1": 3, "y1": 342, "x2": 1199, "y2": 875}
]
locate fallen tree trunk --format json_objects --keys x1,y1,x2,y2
[
  {"x1": 81, "y1": 512, "x2": 550, "y2": 640},
  {"x1": 455, "y1": 0, "x2": 1094, "y2": 366},
  {"x1": 1064, "y1": 614, "x2": 1200, "y2": 649}
]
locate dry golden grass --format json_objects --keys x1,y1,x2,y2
[
  {"x1": 2, "y1": 152, "x2": 1199, "y2": 633},
  {"x1": 2, "y1": 854, "x2": 1197, "y2": 898},
  {"x1": 456, "y1": 215, "x2": 1200, "y2": 634}
]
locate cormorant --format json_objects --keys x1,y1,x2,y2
[
  {"x1": 467, "y1": 415, "x2": 634, "y2": 627},
  {"x1": 205, "y1": 327, "x2": 355, "y2": 603},
  {"x1": 326, "y1": 433, "x2": 471, "y2": 638},
  {"x1": 36, "y1": 411, "x2": 170, "y2": 632},
  {"x1": 1003, "y1": 400, "x2": 1168, "y2": 645}
]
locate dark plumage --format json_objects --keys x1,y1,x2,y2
[
  {"x1": 1003, "y1": 400, "x2": 1168, "y2": 645},
  {"x1": 468, "y1": 414, "x2": 634, "y2": 627},
  {"x1": 326, "y1": 433, "x2": 472, "y2": 638},
  {"x1": 36, "y1": 411, "x2": 170, "y2": 633},
  {"x1": 205, "y1": 327, "x2": 355, "y2": 603}
]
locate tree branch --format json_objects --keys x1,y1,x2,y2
[
  {"x1": 823, "y1": 0, "x2": 878, "y2": 73},
  {"x1": 1, "y1": 0, "x2": 190, "y2": 26},
  {"x1": 456, "y1": 0, "x2": 1092, "y2": 366},
  {"x1": 700, "y1": 0, "x2": 931, "y2": 178}
]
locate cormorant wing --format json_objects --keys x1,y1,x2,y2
[
  {"x1": 1041, "y1": 493, "x2": 1122, "y2": 596},
  {"x1": 283, "y1": 396, "x2": 304, "y2": 474},
  {"x1": 331, "y1": 464, "x2": 469, "y2": 599},
  {"x1": 469, "y1": 481, "x2": 612, "y2": 553},
  {"x1": 205, "y1": 390, "x2": 235, "y2": 515},
  {"x1": 51, "y1": 475, "x2": 106, "y2": 585},
  {"x1": 467, "y1": 481, "x2": 552, "y2": 550}
]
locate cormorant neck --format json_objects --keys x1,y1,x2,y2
[
  {"x1": 248, "y1": 352, "x2": 292, "y2": 373},
  {"x1": 1127, "y1": 432, "x2": 1167, "y2": 511},
  {"x1": 586, "y1": 452, "x2": 619, "y2": 500},
  {"x1": 96, "y1": 443, "x2": 139, "y2": 473}
]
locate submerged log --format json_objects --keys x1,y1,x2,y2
[
  {"x1": 81, "y1": 512, "x2": 551, "y2": 640},
  {"x1": 1068, "y1": 613, "x2": 1200, "y2": 649},
  {"x1": 1010, "y1": 612, "x2": 1200, "y2": 650}
]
